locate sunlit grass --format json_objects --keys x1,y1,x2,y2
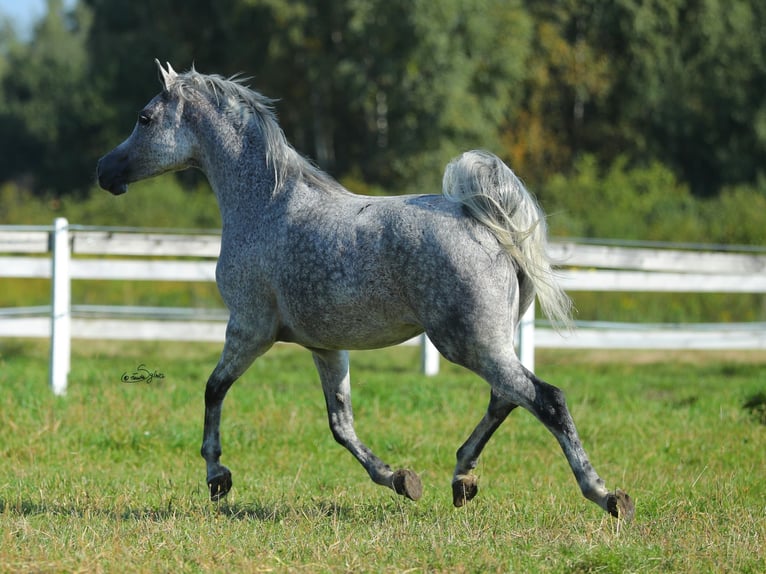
[{"x1": 1, "y1": 341, "x2": 764, "y2": 572}]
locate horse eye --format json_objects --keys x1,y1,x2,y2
[{"x1": 138, "y1": 112, "x2": 152, "y2": 126}]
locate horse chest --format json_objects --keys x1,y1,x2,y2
[{"x1": 214, "y1": 240, "x2": 271, "y2": 307}]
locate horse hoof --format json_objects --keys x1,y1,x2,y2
[
  {"x1": 452, "y1": 474, "x2": 479, "y2": 507},
  {"x1": 606, "y1": 489, "x2": 634, "y2": 522},
  {"x1": 392, "y1": 469, "x2": 423, "y2": 501},
  {"x1": 208, "y1": 469, "x2": 233, "y2": 501}
]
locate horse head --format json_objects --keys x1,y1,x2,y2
[{"x1": 97, "y1": 60, "x2": 198, "y2": 195}]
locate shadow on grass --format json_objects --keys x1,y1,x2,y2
[
  {"x1": 0, "y1": 498, "x2": 184, "y2": 521},
  {"x1": 743, "y1": 391, "x2": 766, "y2": 425},
  {"x1": 0, "y1": 497, "x2": 357, "y2": 524},
  {"x1": 216, "y1": 499, "x2": 355, "y2": 522}
]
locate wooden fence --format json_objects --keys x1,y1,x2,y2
[{"x1": 1, "y1": 218, "x2": 765, "y2": 394}]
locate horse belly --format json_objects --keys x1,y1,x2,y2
[{"x1": 277, "y1": 295, "x2": 424, "y2": 350}]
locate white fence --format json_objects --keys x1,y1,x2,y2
[
  {"x1": 525, "y1": 242, "x2": 766, "y2": 370},
  {"x1": 1, "y1": 218, "x2": 765, "y2": 394}
]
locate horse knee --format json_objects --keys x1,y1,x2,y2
[{"x1": 205, "y1": 384, "x2": 223, "y2": 405}]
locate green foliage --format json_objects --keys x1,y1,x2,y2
[
  {"x1": 0, "y1": 0, "x2": 112, "y2": 195},
  {"x1": 606, "y1": 0, "x2": 766, "y2": 195},
  {"x1": 241, "y1": 0, "x2": 532, "y2": 192},
  {"x1": 539, "y1": 154, "x2": 766, "y2": 246},
  {"x1": 1, "y1": 342, "x2": 764, "y2": 572},
  {"x1": 383, "y1": 0, "x2": 532, "y2": 192},
  {"x1": 507, "y1": 1, "x2": 615, "y2": 182},
  {"x1": 540, "y1": 155, "x2": 698, "y2": 241},
  {"x1": 506, "y1": 0, "x2": 766, "y2": 197},
  {"x1": 0, "y1": 0, "x2": 764, "y2": 247},
  {"x1": 85, "y1": 0, "x2": 261, "y2": 149},
  {"x1": 701, "y1": 184, "x2": 766, "y2": 245},
  {"x1": 0, "y1": 175, "x2": 219, "y2": 228}
]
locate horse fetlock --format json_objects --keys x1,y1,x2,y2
[
  {"x1": 200, "y1": 444, "x2": 221, "y2": 461},
  {"x1": 452, "y1": 474, "x2": 479, "y2": 507},
  {"x1": 606, "y1": 489, "x2": 634, "y2": 522},
  {"x1": 208, "y1": 467, "x2": 233, "y2": 501},
  {"x1": 392, "y1": 469, "x2": 423, "y2": 501}
]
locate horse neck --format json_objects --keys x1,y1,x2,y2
[{"x1": 197, "y1": 116, "x2": 279, "y2": 226}]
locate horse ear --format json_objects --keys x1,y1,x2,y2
[{"x1": 155, "y1": 59, "x2": 177, "y2": 91}]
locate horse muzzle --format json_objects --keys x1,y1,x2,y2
[{"x1": 97, "y1": 152, "x2": 130, "y2": 196}]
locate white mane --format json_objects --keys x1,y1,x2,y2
[{"x1": 167, "y1": 65, "x2": 340, "y2": 194}]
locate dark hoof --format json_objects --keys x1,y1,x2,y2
[
  {"x1": 208, "y1": 469, "x2": 233, "y2": 501},
  {"x1": 392, "y1": 469, "x2": 423, "y2": 501},
  {"x1": 606, "y1": 489, "x2": 634, "y2": 522},
  {"x1": 452, "y1": 474, "x2": 479, "y2": 507}
]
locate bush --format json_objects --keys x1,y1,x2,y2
[
  {"x1": 537, "y1": 155, "x2": 766, "y2": 247},
  {"x1": 538, "y1": 155, "x2": 702, "y2": 241},
  {"x1": 701, "y1": 184, "x2": 766, "y2": 245},
  {"x1": 0, "y1": 176, "x2": 220, "y2": 229}
]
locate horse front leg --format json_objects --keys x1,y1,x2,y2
[
  {"x1": 202, "y1": 363, "x2": 236, "y2": 501},
  {"x1": 201, "y1": 319, "x2": 272, "y2": 501},
  {"x1": 312, "y1": 349, "x2": 423, "y2": 501}
]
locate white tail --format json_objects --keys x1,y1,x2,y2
[{"x1": 442, "y1": 150, "x2": 572, "y2": 330}]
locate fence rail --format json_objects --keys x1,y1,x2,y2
[{"x1": 1, "y1": 219, "x2": 764, "y2": 394}]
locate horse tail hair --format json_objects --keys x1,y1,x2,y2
[{"x1": 442, "y1": 150, "x2": 573, "y2": 330}]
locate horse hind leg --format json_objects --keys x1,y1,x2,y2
[
  {"x1": 312, "y1": 349, "x2": 422, "y2": 501},
  {"x1": 452, "y1": 390, "x2": 517, "y2": 507},
  {"x1": 477, "y1": 356, "x2": 635, "y2": 520}
]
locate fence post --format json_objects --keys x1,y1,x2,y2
[
  {"x1": 49, "y1": 217, "x2": 71, "y2": 395},
  {"x1": 518, "y1": 300, "x2": 535, "y2": 372},
  {"x1": 421, "y1": 334, "x2": 439, "y2": 376}
]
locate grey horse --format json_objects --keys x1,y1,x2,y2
[{"x1": 97, "y1": 61, "x2": 633, "y2": 521}]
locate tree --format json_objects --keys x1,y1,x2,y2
[
  {"x1": 3, "y1": 0, "x2": 763, "y2": 202},
  {"x1": 599, "y1": 0, "x2": 763, "y2": 195},
  {"x1": 248, "y1": 0, "x2": 532, "y2": 192},
  {"x1": 85, "y1": 0, "x2": 269, "y2": 139},
  {"x1": 0, "y1": 0, "x2": 109, "y2": 195},
  {"x1": 509, "y1": 0, "x2": 766, "y2": 196},
  {"x1": 580, "y1": 0, "x2": 766, "y2": 195}
]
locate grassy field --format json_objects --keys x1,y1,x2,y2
[{"x1": 1, "y1": 340, "x2": 764, "y2": 573}]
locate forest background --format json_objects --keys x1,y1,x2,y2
[{"x1": 0, "y1": 0, "x2": 765, "y2": 245}]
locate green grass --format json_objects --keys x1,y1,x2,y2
[{"x1": 1, "y1": 340, "x2": 764, "y2": 572}]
